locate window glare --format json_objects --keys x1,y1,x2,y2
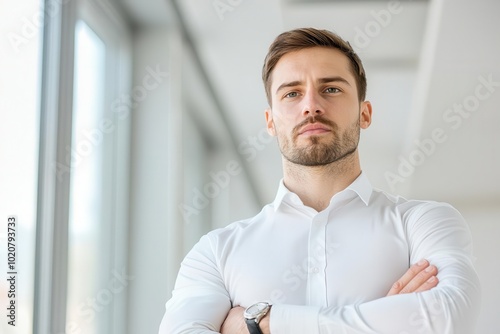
[
  {"x1": 66, "y1": 20, "x2": 106, "y2": 334},
  {"x1": 0, "y1": 1, "x2": 42, "y2": 333}
]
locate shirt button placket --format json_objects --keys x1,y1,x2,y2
[{"x1": 307, "y1": 214, "x2": 328, "y2": 306}]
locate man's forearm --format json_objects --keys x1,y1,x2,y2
[{"x1": 221, "y1": 259, "x2": 441, "y2": 334}]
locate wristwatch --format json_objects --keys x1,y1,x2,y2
[{"x1": 244, "y1": 302, "x2": 271, "y2": 334}]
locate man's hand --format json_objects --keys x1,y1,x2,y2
[
  {"x1": 221, "y1": 306, "x2": 247, "y2": 334},
  {"x1": 221, "y1": 306, "x2": 271, "y2": 334},
  {"x1": 386, "y1": 259, "x2": 438, "y2": 296}
]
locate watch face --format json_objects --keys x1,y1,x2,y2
[{"x1": 244, "y1": 302, "x2": 269, "y2": 318}]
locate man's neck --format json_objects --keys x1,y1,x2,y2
[{"x1": 282, "y1": 152, "x2": 362, "y2": 212}]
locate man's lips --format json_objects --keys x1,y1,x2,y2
[{"x1": 298, "y1": 123, "x2": 331, "y2": 136}]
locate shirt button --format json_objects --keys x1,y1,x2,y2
[{"x1": 312, "y1": 267, "x2": 319, "y2": 274}]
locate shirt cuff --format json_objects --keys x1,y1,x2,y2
[{"x1": 269, "y1": 304, "x2": 320, "y2": 334}]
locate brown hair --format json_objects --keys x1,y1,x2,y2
[{"x1": 262, "y1": 27, "x2": 367, "y2": 105}]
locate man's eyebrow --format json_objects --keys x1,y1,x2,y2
[
  {"x1": 275, "y1": 76, "x2": 351, "y2": 95},
  {"x1": 318, "y1": 76, "x2": 351, "y2": 86},
  {"x1": 275, "y1": 81, "x2": 302, "y2": 95}
]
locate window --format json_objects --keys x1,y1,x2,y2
[
  {"x1": 66, "y1": 20, "x2": 106, "y2": 334},
  {"x1": 33, "y1": 0, "x2": 131, "y2": 333},
  {"x1": 0, "y1": 0, "x2": 43, "y2": 333}
]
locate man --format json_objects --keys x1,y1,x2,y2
[{"x1": 159, "y1": 28, "x2": 480, "y2": 334}]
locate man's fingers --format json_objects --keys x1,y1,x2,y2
[
  {"x1": 387, "y1": 259, "x2": 438, "y2": 296},
  {"x1": 387, "y1": 259, "x2": 429, "y2": 296},
  {"x1": 413, "y1": 275, "x2": 439, "y2": 293},
  {"x1": 399, "y1": 264, "x2": 437, "y2": 294}
]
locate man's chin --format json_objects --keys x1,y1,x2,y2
[{"x1": 296, "y1": 134, "x2": 334, "y2": 145}]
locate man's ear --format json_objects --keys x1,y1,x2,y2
[
  {"x1": 360, "y1": 101, "x2": 372, "y2": 129},
  {"x1": 265, "y1": 109, "x2": 276, "y2": 136}
]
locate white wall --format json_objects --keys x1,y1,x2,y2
[
  {"x1": 127, "y1": 27, "x2": 178, "y2": 334},
  {"x1": 459, "y1": 205, "x2": 500, "y2": 334},
  {"x1": 404, "y1": 1, "x2": 500, "y2": 330}
]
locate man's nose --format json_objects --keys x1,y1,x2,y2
[{"x1": 301, "y1": 90, "x2": 324, "y2": 117}]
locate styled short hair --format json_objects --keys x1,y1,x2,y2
[{"x1": 262, "y1": 27, "x2": 367, "y2": 105}]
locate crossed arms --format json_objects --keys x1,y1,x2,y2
[
  {"x1": 160, "y1": 204, "x2": 481, "y2": 334},
  {"x1": 221, "y1": 259, "x2": 441, "y2": 333}
]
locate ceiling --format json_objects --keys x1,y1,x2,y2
[{"x1": 119, "y1": 0, "x2": 500, "y2": 208}]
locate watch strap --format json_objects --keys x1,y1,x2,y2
[{"x1": 245, "y1": 318, "x2": 263, "y2": 334}]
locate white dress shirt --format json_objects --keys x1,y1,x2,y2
[{"x1": 159, "y1": 173, "x2": 481, "y2": 334}]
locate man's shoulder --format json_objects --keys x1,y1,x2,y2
[
  {"x1": 370, "y1": 187, "x2": 461, "y2": 218},
  {"x1": 204, "y1": 204, "x2": 272, "y2": 241}
]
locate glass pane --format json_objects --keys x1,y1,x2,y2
[
  {"x1": 66, "y1": 20, "x2": 106, "y2": 334},
  {"x1": 0, "y1": 1, "x2": 42, "y2": 333}
]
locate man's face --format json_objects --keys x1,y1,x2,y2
[{"x1": 265, "y1": 47, "x2": 372, "y2": 166}]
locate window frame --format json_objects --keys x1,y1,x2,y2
[{"x1": 33, "y1": 0, "x2": 131, "y2": 333}]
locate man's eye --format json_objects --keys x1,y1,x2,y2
[
  {"x1": 324, "y1": 87, "x2": 340, "y2": 94},
  {"x1": 284, "y1": 91, "x2": 298, "y2": 98}
]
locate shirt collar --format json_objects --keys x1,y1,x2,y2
[
  {"x1": 345, "y1": 172, "x2": 372, "y2": 206},
  {"x1": 272, "y1": 172, "x2": 373, "y2": 211}
]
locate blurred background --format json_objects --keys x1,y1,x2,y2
[{"x1": 0, "y1": 0, "x2": 499, "y2": 333}]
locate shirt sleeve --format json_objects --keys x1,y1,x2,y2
[
  {"x1": 269, "y1": 202, "x2": 481, "y2": 334},
  {"x1": 159, "y1": 234, "x2": 231, "y2": 334}
]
